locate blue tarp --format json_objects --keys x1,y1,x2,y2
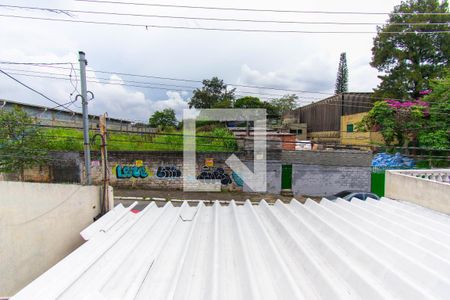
[{"x1": 372, "y1": 152, "x2": 415, "y2": 168}]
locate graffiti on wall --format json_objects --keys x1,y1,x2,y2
[
  {"x1": 156, "y1": 166, "x2": 182, "y2": 178},
  {"x1": 232, "y1": 171, "x2": 244, "y2": 187},
  {"x1": 116, "y1": 165, "x2": 149, "y2": 179},
  {"x1": 205, "y1": 158, "x2": 214, "y2": 167},
  {"x1": 197, "y1": 166, "x2": 232, "y2": 185}
]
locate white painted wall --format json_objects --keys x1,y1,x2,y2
[
  {"x1": 385, "y1": 170, "x2": 450, "y2": 215},
  {"x1": 0, "y1": 181, "x2": 112, "y2": 297}
]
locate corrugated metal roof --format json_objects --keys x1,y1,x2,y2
[{"x1": 12, "y1": 197, "x2": 450, "y2": 300}]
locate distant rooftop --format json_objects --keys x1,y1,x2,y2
[{"x1": 0, "y1": 99, "x2": 145, "y2": 124}]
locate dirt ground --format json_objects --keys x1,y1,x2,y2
[{"x1": 114, "y1": 188, "x2": 320, "y2": 209}]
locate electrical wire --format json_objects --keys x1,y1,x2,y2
[
  {"x1": 1, "y1": 67, "x2": 328, "y2": 100},
  {"x1": 5, "y1": 69, "x2": 449, "y2": 119},
  {"x1": 1, "y1": 14, "x2": 449, "y2": 34},
  {"x1": 0, "y1": 70, "x2": 323, "y2": 101},
  {"x1": 26, "y1": 123, "x2": 450, "y2": 147},
  {"x1": 1, "y1": 62, "x2": 443, "y2": 103},
  {"x1": 7, "y1": 71, "x2": 449, "y2": 116},
  {"x1": 0, "y1": 68, "x2": 74, "y2": 112},
  {"x1": 35, "y1": 134, "x2": 450, "y2": 155},
  {"x1": 0, "y1": 62, "x2": 335, "y2": 97},
  {"x1": 1, "y1": 4, "x2": 449, "y2": 26},
  {"x1": 75, "y1": 0, "x2": 450, "y2": 16}
]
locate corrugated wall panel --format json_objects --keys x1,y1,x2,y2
[
  {"x1": 293, "y1": 93, "x2": 373, "y2": 132},
  {"x1": 12, "y1": 198, "x2": 450, "y2": 300}
]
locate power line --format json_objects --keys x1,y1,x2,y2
[
  {"x1": 0, "y1": 62, "x2": 442, "y2": 103},
  {"x1": 25, "y1": 123, "x2": 450, "y2": 144},
  {"x1": 0, "y1": 68, "x2": 74, "y2": 112},
  {"x1": 0, "y1": 61, "x2": 377, "y2": 98},
  {"x1": 1, "y1": 70, "x2": 323, "y2": 101},
  {"x1": 1, "y1": 14, "x2": 450, "y2": 34},
  {"x1": 6, "y1": 71, "x2": 450, "y2": 115},
  {"x1": 33, "y1": 132, "x2": 450, "y2": 154},
  {"x1": 75, "y1": 0, "x2": 450, "y2": 16},
  {"x1": 2, "y1": 4, "x2": 449, "y2": 26},
  {"x1": 0, "y1": 62, "x2": 445, "y2": 104},
  {"x1": 0, "y1": 61, "x2": 73, "y2": 66}
]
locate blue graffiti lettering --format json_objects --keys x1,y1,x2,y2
[{"x1": 116, "y1": 165, "x2": 148, "y2": 179}]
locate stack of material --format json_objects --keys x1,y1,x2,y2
[
  {"x1": 372, "y1": 152, "x2": 415, "y2": 168},
  {"x1": 12, "y1": 197, "x2": 450, "y2": 300}
]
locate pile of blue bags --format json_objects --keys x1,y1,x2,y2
[{"x1": 372, "y1": 152, "x2": 415, "y2": 168}]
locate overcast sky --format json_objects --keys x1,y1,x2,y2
[{"x1": 0, "y1": 0, "x2": 402, "y2": 122}]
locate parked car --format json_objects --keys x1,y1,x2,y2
[{"x1": 327, "y1": 190, "x2": 380, "y2": 201}]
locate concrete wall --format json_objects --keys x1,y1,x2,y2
[
  {"x1": 385, "y1": 170, "x2": 450, "y2": 214},
  {"x1": 292, "y1": 164, "x2": 371, "y2": 196},
  {"x1": 283, "y1": 150, "x2": 372, "y2": 197},
  {"x1": 0, "y1": 152, "x2": 82, "y2": 184},
  {"x1": 242, "y1": 162, "x2": 281, "y2": 194},
  {"x1": 307, "y1": 131, "x2": 340, "y2": 143},
  {"x1": 281, "y1": 150, "x2": 372, "y2": 167},
  {"x1": 87, "y1": 151, "x2": 252, "y2": 192},
  {"x1": 1, "y1": 150, "x2": 373, "y2": 197},
  {"x1": 0, "y1": 181, "x2": 107, "y2": 297}
]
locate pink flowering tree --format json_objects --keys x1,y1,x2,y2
[{"x1": 357, "y1": 98, "x2": 429, "y2": 148}]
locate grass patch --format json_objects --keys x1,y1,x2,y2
[{"x1": 42, "y1": 127, "x2": 237, "y2": 152}]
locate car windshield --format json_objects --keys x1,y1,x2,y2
[{"x1": 334, "y1": 191, "x2": 352, "y2": 198}]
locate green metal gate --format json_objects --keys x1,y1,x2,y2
[
  {"x1": 281, "y1": 165, "x2": 293, "y2": 190},
  {"x1": 371, "y1": 167, "x2": 385, "y2": 197}
]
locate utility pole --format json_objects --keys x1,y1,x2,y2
[
  {"x1": 79, "y1": 51, "x2": 92, "y2": 185},
  {"x1": 99, "y1": 114, "x2": 109, "y2": 212}
]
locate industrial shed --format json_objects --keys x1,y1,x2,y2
[
  {"x1": 12, "y1": 197, "x2": 450, "y2": 300},
  {"x1": 290, "y1": 93, "x2": 373, "y2": 141}
]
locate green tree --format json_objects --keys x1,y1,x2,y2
[
  {"x1": 270, "y1": 94, "x2": 298, "y2": 117},
  {"x1": 188, "y1": 77, "x2": 236, "y2": 108},
  {"x1": 335, "y1": 52, "x2": 349, "y2": 94},
  {"x1": 235, "y1": 96, "x2": 279, "y2": 118},
  {"x1": 371, "y1": 0, "x2": 450, "y2": 99},
  {"x1": 234, "y1": 96, "x2": 265, "y2": 108},
  {"x1": 148, "y1": 108, "x2": 177, "y2": 130},
  {"x1": 0, "y1": 106, "x2": 48, "y2": 179},
  {"x1": 357, "y1": 100, "x2": 428, "y2": 148},
  {"x1": 418, "y1": 71, "x2": 450, "y2": 149}
]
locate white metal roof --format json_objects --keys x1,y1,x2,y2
[{"x1": 12, "y1": 197, "x2": 450, "y2": 300}]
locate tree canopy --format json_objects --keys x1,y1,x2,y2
[
  {"x1": 371, "y1": 0, "x2": 450, "y2": 99},
  {"x1": 357, "y1": 69, "x2": 450, "y2": 150},
  {"x1": 188, "y1": 77, "x2": 236, "y2": 108},
  {"x1": 234, "y1": 96, "x2": 279, "y2": 118},
  {"x1": 234, "y1": 96, "x2": 264, "y2": 108},
  {"x1": 357, "y1": 99, "x2": 428, "y2": 147},
  {"x1": 418, "y1": 70, "x2": 450, "y2": 149},
  {"x1": 335, "y1": 52, "x2": 349, "y2": 94},
  {"x1": 270, "y1": 94, "x2": 298, "y2": 117},
  {"x1": 0, "y1": 106, "x2": 48, "y2": 177},
  {"x1": 148, "y1": 108, "x2": 177, "y2": 130}
]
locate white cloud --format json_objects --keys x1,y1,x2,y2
[
  {"x1": 0, "y1": 50, "x2": 189, "y2": 122},
  {"x1": 0, "y1": 0, "x2": 399, "y2": 115},
  {"x1": 84, "y1": 74, "x2": 189, "y2": 121}
]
